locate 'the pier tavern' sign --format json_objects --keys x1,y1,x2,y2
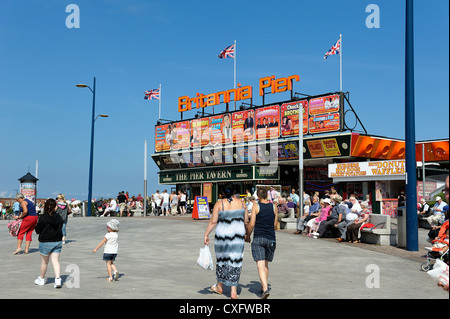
[{"x1": 159, "y1": 166, "x2": 279, "y2": 184}]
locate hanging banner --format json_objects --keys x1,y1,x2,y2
[
  {"x1": 256, "y1": 105, "x2": 280, "y2": 140},
  {"x1": 155, "y1": 124, "x2": 172, "y2": 152},
  {"x1": 209, "y1": 114, "x2": 232, "y2": 146},
  {"x1": 280, "y1": 100, "x2": 308, "y2": 137},
  {"x1": 232, "y1": 109, "x2": 255, "y2": 143},
  {"x1": 309, "y1": 113, "x2": 340, "y2": 134},
  {"x1": 309, "y1": 94, "x2": 340, "y2": 116},
  {"x1": 282, "y1": 142, "x2": 299, "y2": 159},
  {"x1": 203, "y1": 183, "x2": 212, "y2": 203},
  {"x1": 190, "y1": 118, "x2": 210, "y2": 148},
  {"x1": 171, "y1": 121, "x2": 191, "y2": 151}
]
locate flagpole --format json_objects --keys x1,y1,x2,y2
[
  {"x1": 234, "y1": 40, "x2": 236, "y2": 110},
  {"x1": 159, "y1": 83, "x2": 161, "y2": 120},
  {"x1": 234, "y1": 40, "x2": 236, "y2": 88},
  {"x1": 339, "y1": 34, "x2": 342, "y2": 92}
]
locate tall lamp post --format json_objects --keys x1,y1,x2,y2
[
  {"x1": 405, "y1": 0, "x2": 418, "y2": 251},
  {"x1": 76, "y1": 77, "x2": 108, "y2": 216}
]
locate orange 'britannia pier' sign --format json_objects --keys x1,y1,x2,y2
[{"x1": 178, "y1": 74, "x2": 300, "y2": 112}]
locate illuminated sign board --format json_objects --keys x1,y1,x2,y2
[{"x1": 155, "y1": 92, "x2": 344, "y2": 153}]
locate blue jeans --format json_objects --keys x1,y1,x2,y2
[{"x1": 62, "y1": 220, "x2": 67, "y2": 237}]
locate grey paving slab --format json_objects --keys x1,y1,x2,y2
[{"x1": 0, "y1": 216, "x2": 447, "y2": 299}]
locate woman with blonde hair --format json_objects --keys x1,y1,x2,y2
[{"x1": 56, "y1": 194, "x2": 71, "y2": 244}]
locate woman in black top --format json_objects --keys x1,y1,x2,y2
[
  {"x1": 247, "y1": 188, "x2": 278, "y2": 299},
  {"x1": 34, "y1": 198, "x2": 64, "y2": 288}
]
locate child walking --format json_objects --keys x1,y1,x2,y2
[{"x1": 93, "y1": 219, "x2": 120, "y2": 282}]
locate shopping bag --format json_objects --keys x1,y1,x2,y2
[
  {"x1": 7, "y1": 219, "x2": 22, "y2": 237},
  {"x1": 427, "y1": 259, "x2": 449, "y2": 287},
  {"x1": 197, "y1": 245, "x2": 214, "y2": 270}
]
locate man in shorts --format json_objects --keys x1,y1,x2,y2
[{"x1": 246, "y1": 188, "x2": 278, "y2": 299}]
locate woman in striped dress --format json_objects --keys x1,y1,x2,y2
[{"x1": 204, "y1": 184, "x2": 249, "y2": 299}]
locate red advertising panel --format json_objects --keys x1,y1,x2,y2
[
  {"x1": 209, "y1": 114, "x2": 232, "y2": 146},
  {"x1": 309, "y1": 113, "x2": 340, "y2": 134},
  {"x1": 256, "y1": 105, "x2": 280, "y2": 140},
  {"x1": 232, "y1": 109, "x2": 255, "y2": 143},
  {"x1": 280, "y1": 100, "x2": 308, "y2": 137},
  {"x1": 309, "y1": 94, "x2": 340, "y2": 116},
  {"x1": 190, "y1": 118, "x2": 210, "y2": 148},
  {"x1": 155, "y1": 124, "x2": 172, "y2": 152},
  {"x1": 172, "y1": 121, "x2": 190, "y2": 151}
]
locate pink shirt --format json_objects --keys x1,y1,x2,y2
[{"x1": 317, "y1": 206, "x2": 332, "y2": 222}]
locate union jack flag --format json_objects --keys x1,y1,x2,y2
[
  {"x1": 144, "y1": 89, "x2": 160, "y2": 100},
  {"x1": 324, "y1": 38, "x2": 341, "y2": 60},
  {"x1": 218, "y1": 44, "x2": 235, "y2": 59}
]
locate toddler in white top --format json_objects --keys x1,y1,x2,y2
[{"x1": 93, "y1": 219, "x2": 120, "y2": 281}]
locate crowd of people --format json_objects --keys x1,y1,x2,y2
[
  {"x1": 257, "y1": 186, "x2": 372, "y2": 243},
  {"x1": 5, "y1": 179, "x2": 448, "y2": 294},
  {"x1": 150, "y1": 189, "x2": 187, "y2": 216},
  {"x1": 95, "y1": 191, "x2": 145, "y2": 217}
]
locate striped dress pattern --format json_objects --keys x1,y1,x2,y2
[{"x1": 214, "y1": 208, "x2": 246, "y2": 287}]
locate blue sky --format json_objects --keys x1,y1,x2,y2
[{"x1": 0, "y1": 0, "x2": 448, "y2": 200}]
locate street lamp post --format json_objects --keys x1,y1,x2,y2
[
  {"x1": 76, "y1": 77, "x2": 108, "y2": 217},
  {"x1": 405, "y1": 0, "x2": 418, "y2": 251}
]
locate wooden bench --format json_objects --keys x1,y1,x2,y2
[
  {"x1": 280, "y1": 208, "x2": 297, "y2": 230},
  {"x1": 360, "y1": 214, "x2": 397, "y2": 246}
]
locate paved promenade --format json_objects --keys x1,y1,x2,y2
[{"x1": 0, "y1": 216, "x2": 447, "y2": 300}]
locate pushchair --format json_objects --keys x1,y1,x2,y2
[{"x1": 420, "y1": 245, "x2": 449, "y2": 271}]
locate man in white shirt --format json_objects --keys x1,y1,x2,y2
[
  {"x1": 153, "y1": 190, "x2": 162, "y2": 215},
  {"x1": 161, "y1": 190, "x2": 170, "y2": 216},
  {"x1": 427, "y1": 196, "x2": 448, "y2": 226},
  {"x1": 337, "y1": 196, "x2": 361, "y2": 242},
  {"x1": 102, "y1": 198, "x2": 117, "y2": 217}
]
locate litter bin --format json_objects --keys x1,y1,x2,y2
[{"x1": 397, "y1": 206, "x2": 407, "y2": 248}]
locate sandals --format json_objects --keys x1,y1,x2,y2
[
  {"x1": 211, "y1": 284, "x2": 223, "y2": 295},
  {"x1": 13, "y1": 249, "x2": 22, "y2": 255}
]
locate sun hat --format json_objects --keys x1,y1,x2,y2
[
  {"x1": 323, "y1": 198, "x2": 332, "y2": 205},
  {"x1": 106, "y1": 219, "x2": 119, "y2": 231}
]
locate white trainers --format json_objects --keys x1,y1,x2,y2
[
  {"x1": 54, "y1": 277, "x2": 62, "y2": 288},
  {"x1": 34, "y1": 276, "x2": 45, "y2": 286}
]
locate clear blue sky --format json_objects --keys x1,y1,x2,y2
[{"x1": 0, "y1": 0, "x2": 448, "y2": 200}]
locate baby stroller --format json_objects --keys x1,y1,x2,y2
[{"x1": 420, "y1": 245, "x2": 449, "y2": 271}]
